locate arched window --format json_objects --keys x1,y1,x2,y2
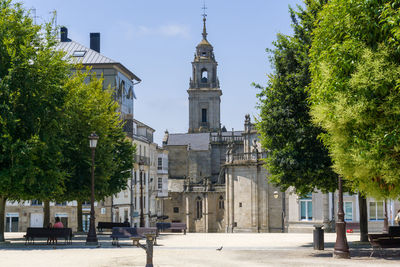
[
  {"x1": 118, "y1": 80, "x2": 125, "y2": 98},
  {"x1": 196, "y1": 197, "x2": 203, "y2": 219},
  {"x1": 218, "y1": 195, "x2": 224, "y2": 210},
  {"x1": 201, "y1": 68, "x2": 208, "y2": 83},
  {"x1": 127, "y1": 86, "x2": 133, "y2": 99}
]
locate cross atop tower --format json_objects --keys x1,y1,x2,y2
[{"x1": 202, "y1": 1, "x2": 207, "y2": 19}]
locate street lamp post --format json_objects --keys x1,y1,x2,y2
[
  {"x1": 333, "y1": 176, "x2": 350, "y2": 258},
  {"x1": 86, "y1": 133, "x2": 99, "y2": 245},
  {"x1": 139, "y1": 164, "x2": 145, "y2": 227}
]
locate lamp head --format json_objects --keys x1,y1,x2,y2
[{"x1": 89, "y1": 133, "x2": 99, "y2": 148}]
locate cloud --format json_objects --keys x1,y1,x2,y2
[
  {"x1": 119, "y1": 21, "x2": 190, "y2": 39},
  {"x1": 158, "y1": 24, "x2": 190, "y2": 38}
]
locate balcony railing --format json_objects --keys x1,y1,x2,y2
[
  {"x1": 227, "y1": 152, "x2": 267, "y2": 163},
  {"x1": 134, "y1": 155, "x2": 150, "y2": 166},
  {"x1": 211, "y1": 135, "x2": 244, "y2": 143}
]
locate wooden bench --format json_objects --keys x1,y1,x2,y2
[
  {"x1": 170, "y1": 223, "x2": 187, "y2": 234},
  {"x1": 110, "y1": 227, "x2": 158, "y2": 246},
  {"x1": 368, "y1": 226, "x2": 400, "y2": 257},
  {"x1": 24, "y1": 227, "x2": 73, "y2": 245},
  {"x1": 156, "y1": 222, "x2": 186, "y2": 234},
  {"x1": 97, "y1": 221, "x2": 130, "y2": 232}
]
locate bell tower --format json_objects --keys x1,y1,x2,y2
[{"x1": 188, "y1": 12, "x2": 222, "y2": 133}]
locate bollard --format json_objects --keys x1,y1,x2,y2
[
  {"x1": 313, "y1": 224, "x2": 324, "y2": 250},
  {"x1": 132, "y1": 233, "x2": 155, "y2": 267},
  {"x1": 145, "y1": 235, "x2": 154, "y2": 267}
]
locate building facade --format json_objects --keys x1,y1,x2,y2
[
  {"x1": 162, "y1": 15, "x2": 285, "y2": 233},
  {"x1": 113, "y1": 119, "x2": 168, "y2": 227},
  {"x1": 225, "y1": 115, "x2": 284, "y2": 233}
]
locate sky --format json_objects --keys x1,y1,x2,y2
[{"x1": 20, "y1": 0, "x2": 304, "y2": 144}]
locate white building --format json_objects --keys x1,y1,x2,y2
[{"x1": 112, "y1": 119, "x2": 169, "y2": 227}]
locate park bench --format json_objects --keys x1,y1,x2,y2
[
  {"x1": 24, "y1": 227, "x2": 73, "y2": 245},
  {"x1": 156, "y1": 222, "x2": 186, "y2": 234},
  {"x1": 368, "y1": 226, "x2": 400, "y2": 257},
  {"x1": 97, "y1": 221, "x2": 130, "y2": 232},
  {"x1": 111, "y1": 227, "x2": 157, "y2": 246}
]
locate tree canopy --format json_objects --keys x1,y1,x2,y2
[
  {"x1": 256, "y1": 0, "x2": 337, "y2": 196},
  {"x1": 0, "y1": 0, "x2": 71, "y2": 241},
  {"x1": 61, "y1": 70, "x2": 135, "y2": 202},
  {"x1": 0, "y1": 0, "x2": 69, "y2": 202},
  {"x1": 309, "y1": 0, "x2": 400, "y2": 199}
]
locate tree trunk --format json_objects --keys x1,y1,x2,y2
[
  {"x1": 43, "y1": 200, "x2": 50, "y2": 227},
  {"x1": 358, "y1": 194, "x2": 368, "y2": 242},
  {"x1": 77, "y1": 201, "x2": 83, "y2": 232},
  {"x1": 0, "y1": 196, "x2": 6, "y2": 242},
  {"x1": 383, "y1": 199, "x2": 389, "y2": 233}
]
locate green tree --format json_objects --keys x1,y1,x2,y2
[
  {"x1": 309, "y1": 0, "x2": 400, "y2": 200},
  {"x1": 0, "y1": 0, "x2": 70, "y2": 241},
  {"x1": 256, "y1": 0, "x2": 337, "y2": 197},
  {"x1": 60, "y1": 70, "x2": 134, "y2": 230}
]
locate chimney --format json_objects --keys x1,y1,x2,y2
[
  {"x1": 60, "y1": 27, "x2": 68, "y2": 42},
  {"x1": 90, "y1": 32, "x2": 100, "y2": 53}
]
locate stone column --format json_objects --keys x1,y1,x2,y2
[
  {"x1": 225, "y1": 168, "x2": 230, "y2": 232},
  {"x1": 229, "y1": 168, "x2": 235, "y2": 232},
  {"x1": 252, "y1": 169, "x2": 257, "y2": 228},
  {"x1": 185, "y1": 195, "x2": 190, "y2": 233},
  {"x1": 204, "y1": 194, "x2": 209, "y2": 232}
]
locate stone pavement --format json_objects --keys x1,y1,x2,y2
[{"x1": 0, "y1": 232, "x2": 400, "y2": 266}]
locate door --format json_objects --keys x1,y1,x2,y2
[
  {"x1": 30, "y1": 213, "x2": 44, "y2": 227},
  {"x1": 5, "y1": 213, "x2": 19, "y2": 232},
  {"x1": 82, "y1": 214, "x2": 90, "y2": 232}
]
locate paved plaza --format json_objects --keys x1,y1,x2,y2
[{"x1": 1, "y1": 232, "x2": 400, "y2": 266}]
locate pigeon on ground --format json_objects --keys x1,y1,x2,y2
[{"x1": 216, "y1": 246, "x2": 223, "y2": 251}]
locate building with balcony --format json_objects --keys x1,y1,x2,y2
[{"x1": 112, "y1": 119, "x2": 168, "y2": 227}]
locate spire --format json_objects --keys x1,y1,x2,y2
[
  {"x1": 202, "y1": 16, "x2": 207, "y2": 40},
  {"x1": 202, "y1": 1, "x2": 208, "y2": 40}
]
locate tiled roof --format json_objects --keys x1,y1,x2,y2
[
  {"x1": 167, "y1": 133, "x2": 210, "y2": 150},
  {"x1": 57, "y1": 40, "x2": 116, "y2": 64},
  {"x1": 56, "y1": 40, "x2": 141, "y2": 82}
]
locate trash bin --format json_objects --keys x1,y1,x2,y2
[{"x1": 313, "y1": 224, "x2": 324, "y2": 250}]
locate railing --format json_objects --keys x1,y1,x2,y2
[
  {"x1": 227, "y1": 152, "x2": 267, "y2": 163},
  {"x1": 134, "y1": 155, "x2": 150, "y2": 166},
  {"x1": 210, "y1": 135, "x2": 244, "y2": 143}
]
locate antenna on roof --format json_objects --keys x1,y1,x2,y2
[
  {"x1": 49, "y1": 10, "x2": 58, "y2": 37},
  {"x1": 50, "y1": 10, "x2": 57, "y2": 27},
  {"x1": 30, "y1": 7, "x2": 39, "y2": 25}
]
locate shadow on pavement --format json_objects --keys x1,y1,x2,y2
[
  {"x1": 306, "y1": 241, "x2": 400, "y2": 261},
  {"x1": 0, "y1": 234, "x2": 140, "y2": 251}
]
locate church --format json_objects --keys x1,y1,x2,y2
[{"x1": 161, "y1": 14, "x2": 284, "y2": 233}]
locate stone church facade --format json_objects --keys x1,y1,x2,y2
[{"x1": 162, "y1": 15, "x2": 284, "y2": 233}]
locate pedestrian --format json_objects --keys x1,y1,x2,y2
[
  {"x1": 395, "y1": 210, "x2": 400, "y2": 226},
  {"x1": 53, "y1": 217, "x2": 64, "y2": 228}
]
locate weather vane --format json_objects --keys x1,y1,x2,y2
[{"x1": 202, "y1": 1, "x2": 207, "y2": 19}]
